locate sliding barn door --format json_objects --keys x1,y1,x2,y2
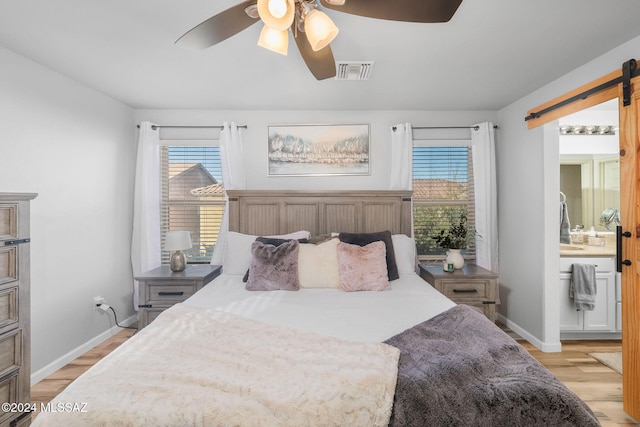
[
  {"x1": 527, "y1": 59, "x2": 640, "y2": 420},
  {"x1": 619, "y1": 73, "x2": 640, "y2": 420}
]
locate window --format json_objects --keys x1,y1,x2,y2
[
  {"x1": 160, "y1": 146, "x2": 225, "y2": 264},
  {"x1": 412, "y1": 145, "x2": 476, "y2": 260}
]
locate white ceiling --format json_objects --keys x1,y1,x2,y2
[{"x1": 1, "y1": 0, "x2": 640, "y2": 111}]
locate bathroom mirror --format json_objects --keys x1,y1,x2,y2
[
  {"x1": 560, "y1": 154, "x2": 620, "y2": 231},
  {"x1": 559, "y1": 99, "x2": 619, "y2": 232}
]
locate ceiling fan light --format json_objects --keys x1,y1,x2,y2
[
  {"x1": 304, "y1": 9, "x2": 339, "y2": 51},
  {"x1": 268, "y1": 0, "x2": 287, "y2": 18},
  {"x1": 258, "y1": 25, "x2": 289, "y2": 56},
  {"x1": 257, "y1": 0, "x2": 295, "y2": 31}
]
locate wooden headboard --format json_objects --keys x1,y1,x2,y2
[{"x1": 226, "y1": 190, "x2": 412, "y2": 237}]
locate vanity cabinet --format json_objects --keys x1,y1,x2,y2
[{"x1": 559, "y1": 257, "x2": 617, "y2": 338}]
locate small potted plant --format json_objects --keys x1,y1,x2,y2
[{"x1": 433, "y1": 213, "x2": 475, "y2": 269}]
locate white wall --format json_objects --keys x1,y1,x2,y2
[
  {"x1": 0, "y1": 47, "x2": 137, "y2": 379},
  {"x1": 496, "y1": 35, "x2": 640, "y2": 351},
  {"x1": 134, "y1": 109, "x2": 498, "y2": 190}
]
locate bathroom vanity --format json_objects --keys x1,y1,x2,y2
[{"x1": 559, "y1": 235, "x2": 620, "y2": 339}]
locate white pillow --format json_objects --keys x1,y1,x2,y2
[
  {"x1": 392, "y1": 234, "x2": 417, "y2": 276},
  {"x1": 298, "y1": 238, "x2": 340, "y2": 288},
  {"x1": 223, "y1": 230, "x2": 311, "y2": 275}
]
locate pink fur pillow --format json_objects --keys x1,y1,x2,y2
[{"x1": 337, "y1": 241, "x2": 389, "y2": 292}]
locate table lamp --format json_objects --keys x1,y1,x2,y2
[{"x1": 164, "y1": 231, "x2": 192, "y2": 272}]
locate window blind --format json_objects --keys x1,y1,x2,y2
[
  {"x1": 160, "y1": 146, "x2": 226, "y2": 264},
  {"x1": 412, "y1": 146, "x2": 476, "y2": 259}
]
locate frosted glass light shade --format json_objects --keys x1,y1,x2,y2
[
  {"x1": 304, "y1": 9, "x2": 339, "y2": 51},
  {"x1": 164, "y1": 231, "x2": 192, "y2": 251},
  {"x1": 257, "y1": 0, "x2": 295, "y2": 31},
  {"x1": 258, "y1": 25, "x2": 289, "y2": 55},
  {"x1": 268, "y1": 0, "x2": 287, "y2": 18}
]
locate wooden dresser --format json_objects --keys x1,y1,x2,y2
[
  {"x1": 0, "y1": 193, "x2": 36, "y2": 427},
  {"x1": 136, "y1": 265, "x2": 221, "y2": 330},
  {"x1": 419, "y1": 263, "x2": 500, "y2": 322}
]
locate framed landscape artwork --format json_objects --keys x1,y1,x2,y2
[{"x1": 268, "y1": 124, "x2": 370, "y2": 176}]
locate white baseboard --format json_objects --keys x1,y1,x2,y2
[
  {"x1": 497, "y1": 313, "x2": 562, "y2": 353},
  {"x1": 31, "y1": 315, "x2": 137, "y2": 385}
]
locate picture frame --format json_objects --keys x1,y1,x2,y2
[{"x1": 267, "y1": 124, "x2": 370, "y2": 176}]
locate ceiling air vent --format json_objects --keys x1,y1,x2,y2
[{"x1": 335, "y1": 62, "x2": 374, "y2": 81}]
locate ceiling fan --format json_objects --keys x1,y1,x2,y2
[{"x1": 176, "y1": 0, "x2": 463, "y2": 80}]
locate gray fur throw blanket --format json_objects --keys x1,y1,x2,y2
[{"x1": 384, "y1": 305, "x2": 601, "y2": 427}]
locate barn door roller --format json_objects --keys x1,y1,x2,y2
[{"x1": 622, "y1": 58, "x2": 637, "y2": 107}]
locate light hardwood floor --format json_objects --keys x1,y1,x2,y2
[{"x1": 31, "y1": 329, "x2": 639, "y2": 426}]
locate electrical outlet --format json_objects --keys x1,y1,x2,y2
[{"x1": 93, "y1": 296, "x2": 105, "y2": 310}]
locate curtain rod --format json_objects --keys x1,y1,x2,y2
[
  {"x1": 414, "y1": 126, "x2": 480, "y2": 130},
  {"x1": 393, "y1": 125, "x2": 498, "y2": 131},
  {"x1": 136, "y1": 124, "x2": 248, "y2": 130}
]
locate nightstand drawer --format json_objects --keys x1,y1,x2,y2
[
  {"x1": 439, "y1": 280, "x2": 491, "y2": 299},
  {"x1": 136, "y1": 265, "x2": 222, "y2": 330},
  {"x1": 138, "y1": 308, "x2": 165, "y2": 326},
  {"x1": 146, "y1": 283, "x2": 197, "y2": 304},
  {"x1": 418, "y1": 263, "x2": 499, "y2": 323},
  {"x1": 458, "y1": 301, "x2": 497, "y2": 322}
]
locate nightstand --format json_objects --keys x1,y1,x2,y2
[
  {"x1": 136, "y1": 264, "x2": 222, "y2": 329},
  {"x1": 419, "y1": 263, "x2": 500, "y2": 322}
]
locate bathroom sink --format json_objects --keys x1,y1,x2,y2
[{"x1": 560, "y1": 244, "x2": 585, "y2": 251}]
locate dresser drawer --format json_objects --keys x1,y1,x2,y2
[
  {"x1": 0, "y1": 204, "x2": 18, "y2": 241},
  {"x1": 0, "y1": 330, "x2": 22, "y2": 378},
  {"x1": 439, "y1": 280, "x2": 491, "y2": 299},
  {"x1": 0, "y1": 246, "x2": 17, "y2": 286},
  {"x1": 0, "y1": 371, "x2": 19, "y2": 425},
  {"x1": 0, "y1": 287, "x2": 18, "y2": 335},
  {"x1": 146, "y1": 282, "x2": 197, "y2": 305}
]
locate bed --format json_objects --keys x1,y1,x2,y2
[{"x1": 31, "y1": 191, "x2": 600, "y2": 427}]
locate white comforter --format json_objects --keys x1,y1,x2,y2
[
  {"x1": 32, "y1": 272, "x2": 455, "y2": 426},
  {"x1": 184, "y1": 273, "x2": 456, "y2": 343},
  {"x1": 32, "y1": 303, "x2": 400, "y2": 427}
]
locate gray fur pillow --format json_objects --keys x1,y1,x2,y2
[{"x1": 245, "y1": 239, "x2": 300, "y2": 291}]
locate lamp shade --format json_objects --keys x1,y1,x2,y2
[
  {"x1": 258, "y1": 24, "x2": 289, "y2": 55},
  {"x1": 257, "y1": 0, "x2": 295, "y2": 31},
  {"x1": 304, "y1": 9, "x2": 339, "y2": 51},
  {"x1": 164, "y1": 231, "x2": 192, "y2": 251}
]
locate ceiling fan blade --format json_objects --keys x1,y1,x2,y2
[
  {"x1": 176, "y1": 0, "x2": 260, "y2": 50},
  {"x1": 293, "y1": 30, "x2": 336, "y2": 80},
  {"x1": 319, "y1": 0, "x2": 463, "y2": 23}
]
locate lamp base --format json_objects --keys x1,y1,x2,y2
[{"x1": 170, "y1": 250, "x2": 187, "y2": 272}]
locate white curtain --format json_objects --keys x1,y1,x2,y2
[
  {"x1": 211, "y1": 122, "x2": 246, "y2": 266},
  {"x1": 131, "y1": 122, "x2": 162, "y2": 310},
  {"x1": 471, "y1": 122, "x2": 499, "y2": 273},
  {"x1": 389, "y1": 123, "x2": 413, "y2": 190}
]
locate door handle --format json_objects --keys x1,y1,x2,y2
[{"x1": 616, "y1": 225, "x2": 632, "y2": 272}]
